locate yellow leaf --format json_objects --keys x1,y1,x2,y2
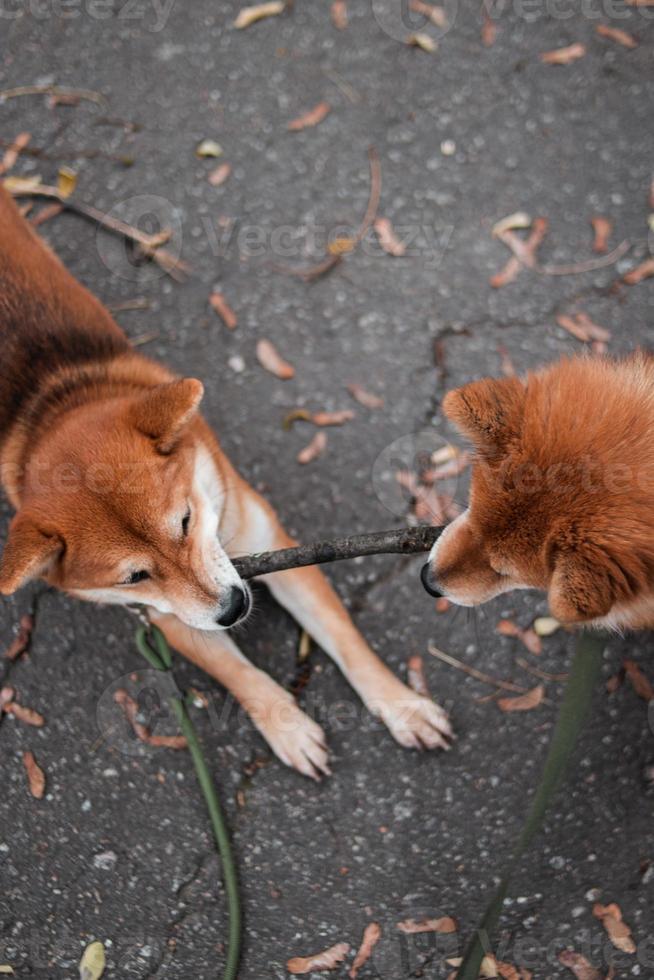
[
  {"x1": 328, "y1": 236, "x2": 355, "y2": 255},
  {"x1": 57, "y1": 166, "x2": 77, "y2": 199},
  {"x1": 533, "y1": 616, "x2": 561, "y2": 637},
  {"x1": 234, "y1": 1, "x2": 284, "y2": 28},
  {"x1": 79, "y1": 941, "x2": 106, "y2": 980},
  {"x1": 0, "y1": 967, "x2": 15, "y2": 975},
  {"x1": 196, "y1": 139, "x2": 223, "y2": 158},
  {"x1": 2, "y1": 175, "x2": 42, "y2": 193}
]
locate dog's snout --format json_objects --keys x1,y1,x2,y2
[
  {"x1": 217, "y1": 585, "x2": 250, "y2": 627},
  {"x1": 420, "y1": 562, "x2": 443, "y2": 598}
]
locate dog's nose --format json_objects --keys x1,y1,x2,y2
[
  {"x1": 420, "y1": 562, "x2": 443, "y2": 598},
  {"x1": 217, "y1": 586, "x2": 250, "y2": 627}
]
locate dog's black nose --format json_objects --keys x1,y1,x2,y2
[
  {"x1": 217, "y1": 586, "x2": 250, "y2": 627},
  {"x1": 420, "y1": 562, "x2": 443, "y2": 598}
]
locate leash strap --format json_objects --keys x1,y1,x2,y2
[
  {"x1": 455, "y1": 629, "x2": 605, "y2": 979},
  {"x1": 133, "y1": 617, "x2": 242, "y2": 980}
]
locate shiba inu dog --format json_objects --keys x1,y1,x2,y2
[
  {"x1": 0, "y1": 186, "x2": 451, "y2": 778},
  {"x1": 422, "y1": 356, "x2": 654, "y2": 631}
]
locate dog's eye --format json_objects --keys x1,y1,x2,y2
[
  {"x1": 124, "y1": 570, "x2": 151, "y2": 586},
  {"x1": 181, "y1": 507, "x2": 191, "y2": 537}
]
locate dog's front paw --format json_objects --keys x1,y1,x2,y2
[
  {"x1": 245, "y1": 684, "x2": 331, "y2": 781},
  {"x1": 365, "y1": 679, "x2": 453, "y2": 751}
]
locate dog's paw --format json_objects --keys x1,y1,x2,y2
[
  {"x1": 365, "y1": 679, "x2": 453, "y2": 751},
  {"x1": 247, "y1": 688, "x2": 331, "y2": 781}
]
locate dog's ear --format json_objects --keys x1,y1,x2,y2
[
  {"x1": 131, "y1": 378, "x2": 204, "y2": 454},
  {"x1": 442, "y1": 377, "x2": 525, "y2": 460},
  {"x1": 0, "y1": 513, "x2": 62, "y2": 595},
  {"x1": 548, "y1": 545, "x2": 616, "y2": 624}
]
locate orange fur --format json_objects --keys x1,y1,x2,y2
[{"x1": 426, "y1": 355, "x2": 654, "y2": 629}]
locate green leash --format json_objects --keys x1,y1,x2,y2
[
  {"x1": 133, "y1": 617, "x2": 242, "y2": 980},
  {"x1": 455, "y1": 630, "x2": 605, "y2": 979}
]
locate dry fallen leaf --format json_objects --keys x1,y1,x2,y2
[
  {"x1": 283, "y1": 408, "x2": 313, "y2": 429},
  {"x1": 331, "y1": 0, "x2": 347, "y2": 29},
  {"x1": 481, "y1": 11, "x2": 497, "y2": 46},
  {"x1": 397, "y1": 916, "x2": 457, "y2": 934},
  {"x1": 591, "y1": 216, "x2": 612, "y2": 253},
  {"x1": 79, "y1": 940, "x2": 106, "y2": 980},
  {"x1": 409, "y1": 0, "x2": 447, "y2": 28},
  {"x1": 288, "y1": 101, "x2": 331, "y2": 131},
  {"x1": 623, "y1": 659, "x2": 654, "y2": 701},
  {"x1": 30, "y1": 203, "x2": 64, "y2": 227},
  {"x1": 327, "y1": 236, "x2": 356, "y2": 256},
  {"x1": 349, "y1": 923, "x2": 381, "y2": 979},
  {"x1": 209, "y1": 291, "x2": 238, "y2": 330},
  {"x1": 374, "y1": 217, "x2": 406, "y2": 256},
  {"x1": 423, "y1": 450, "x2": 471, "y2": 483},
  {"x1": 3, "y1": 174, "x2": 42, "y2": 193},
  {"x1": 407, "y1": 655, "x2": 430, "y2": 697},
  {"x1": 114, "y1": 690, "x2": 187, "y2": 749},
  {"x1": 22, "y1": 750, "x2": 45, "y2": 799},
  {"x1": 496, "y1": 619, "x2": 543, "y2": 654},
  {"x1": 256, "y1": 339, "x2": 295, "y2": 379},
  {"x1": 556, "y1": 313, "x2": 611, "y2": 344},
  {"x1": 311, "y1": 410, "x2": 355, "y2": 427},
  {"x1": 234, "y1": 1, "x2": 284, "y2": 28},
  {"x1": 57, "y1": 166, "x2": 77, "y2": 199},
  {"x1": 558, "y1": 950, "x2": 604, "y2": 980},
  {"x1": 287, "y1": 942, "x2": 350, "y2": 974},
  {"x1": 490, "y1": 217, "x2": 548, "y2": 287},
  {"x1": 596, "y1": 23, "x2": 638, "y2": 47},
  {"x1": 0, "y1": 132, "x2": 30, "y2": 175},
  {"x1": 592, "y1": 902, "x2": 636, "y2": 954},
  {"x1": 0, "y1": 967, "x2": 14, "y2": 975},
  {"x1": 492, "y1": 211, "x2": 531, "y2": 237},
  {"x1": 497, "y1": 685, "x2": 544, "y2": 712},
  {"x1": 347, "y1": 382, "x2": 384, "y2": 409},
  {"x1": 208, "y1": 162, "x2": 232, "y2": 187},
  {"x1": 195, "y1": 139, "x2": 222, "y2": 158},
  {"x1": 406, "y1": 32, "x2": 438, "y2": 52},
  {"x1": 446, "y1": 954, "x2": 502, "y2": 978},
  {"x1": 4, "y1": 702, "x2": 45, "y2": 727},
  {"x1": 497, "y1": 344, "x2": 516, "y2": 377},
  {"x1": 297, "y1": 431, "x2": 327, "y2": 464},
  {"x1": 540, "y1": 42, "x2": 586, "y2": 65},
  {"x1": 3, "y1": 614, "x2": 34, "y2": 661},
  {"x1": 623, "y1": 257, "x2": 654, "y2": 284},
  {"x1": 533, "y1": 616, "x2": 560, "y2": 637}
]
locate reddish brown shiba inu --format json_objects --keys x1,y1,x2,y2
[
  {"x1": 0, "y1": 186, "x2": 451, "y2": 778},
  {"x1": 422, "y1": 356, "x2": 654, "y2": 631}
]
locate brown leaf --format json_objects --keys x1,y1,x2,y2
[
  {"x1": 297, "y1": 431, "x2": 327, "y2": 464},
  {"x1": 288, "y1": 101, "x2": 331, "y2": 131},
  {"x1": 331, "y1": 0, "x2": 348, "y2": 29},
  {"x1": 3, "y1": 615, "x2": 34, "y2": 661},
  {"x1": 558, "y1": 950, "x2": 604, "y2": 980},
  {"x1": 283, "y1": 408, "x2": 313, "y2": 429},
  {"x1": 590, "y1": 216, "x2": 612, "y2": 253},
  {"x1": 409, "y1": 0, "x2": 447, "y2": 28},
  {"x1": 422, "y1": 450, "x2": 471, "y2": 483},
  {"x1": 497, "y1": 685, "x2": 545, "y2": 712},
  {"x1": 234, "y1": 1, "x2": 285, "y2": 29},
  {"x1": 4, "y1": 702, "x2": 45, "y2": 727},
  {"x1": 347, "y1": 383, "x2": 384, "y2": 410},
  {"x1": 22, "y1": 750, "x2": 45, "y2": 799},
  {"x1": 287, "y1": 942, "x2": 351, "y2": 974},
  {"x1": 209, "y1": 291, "x2": 238, "y2": 330},
  {"x1": 0, "y1": 686, "x2": 15, "y2": 709},
  {"x1": 540, "y1": 42, "x2": 586, "y2": 65},
  {"x1": 349, "y1": 923, "x2": 381, "y2": 979},
  {"x1": 596, "y1": 23, "x2": 638, "y2": 48},
  {"x1": 556, "y1": 313, "x2": 611, "y2": 343},
  {"x1": 490, "y1": 217, "x2": 548, "y2": 287},
  {"x1": 592, "y1": 902, "x2": 636, "y2": 954},
  {"x1": 407, "y1": 655, "x2": 430, "y2": 697},
  {"x1": 0, "y1": 132, "x2": 30, "y2": 175},
  {"x1": 623, "y1": 659, "x2": 654, "y2": 701},
  {"x1": 397, "y1": 916, "x2": 457, "y2": 934},
  {"x1": 114, "y1": 690, "x2": 187, "y2": 749},
  {"x1": 498, "y1": 344, "x2": 516, "y2": 377},
  {"x1": 208, "y1": 163, "x2": 232, "y2": 187},
  {"x1": 496, "y1": 620, "x2": 541, "y2": 653},
  {"x1": 481, "y1": 12, "x2": 497, "y2": 46},
  {"x1": 374, "y1": 217, "x2": 406, "y2": 256},
  {"x1": 256, "y1": 339, "x2": 295, "y2": 379},
  {"x1": 311, "y1": 410, "x2": 355, "y2": 427},
  {"x1": 623, "y1": 257, "x2": 654, "y2": 284}
]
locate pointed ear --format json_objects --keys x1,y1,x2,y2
[
  {"x1": 442, "y1": 377, "x2": 525, "y2": 460},
  {"x1": 0, "y1": 513, "x2": 62, "y2": 595},
  {"x1": 130, "y1": 379, "x2": 204, "y2": 454},
  {"x1": 548, "y1": 547, "x2": 615, "y2": 624}
]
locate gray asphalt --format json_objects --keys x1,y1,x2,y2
[{"x1": 1, "y1": 2, "x2": 653, "y2": 978}]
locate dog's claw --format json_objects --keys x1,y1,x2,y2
[{"x1": 365, "y1": 681, "x2": 453, "y2": 753}]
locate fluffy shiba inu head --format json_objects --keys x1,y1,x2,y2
[
  {"x1": 422, "y1": 354, "x2": 654, "y2": 630},
  {"x1": 0, "y1": 377, "x2": 251, "y2": 631}
]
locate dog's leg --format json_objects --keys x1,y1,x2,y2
[
  {"x1": 235, "y1": 496, "x2": 452, "y2": 750},
  {"x1": 149, "y1": 611, "x2": 331, "y2": 781}
]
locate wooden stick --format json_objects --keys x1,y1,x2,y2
[{"x1": 231, "y1": 525, "x2": 442, "y2": 579}]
